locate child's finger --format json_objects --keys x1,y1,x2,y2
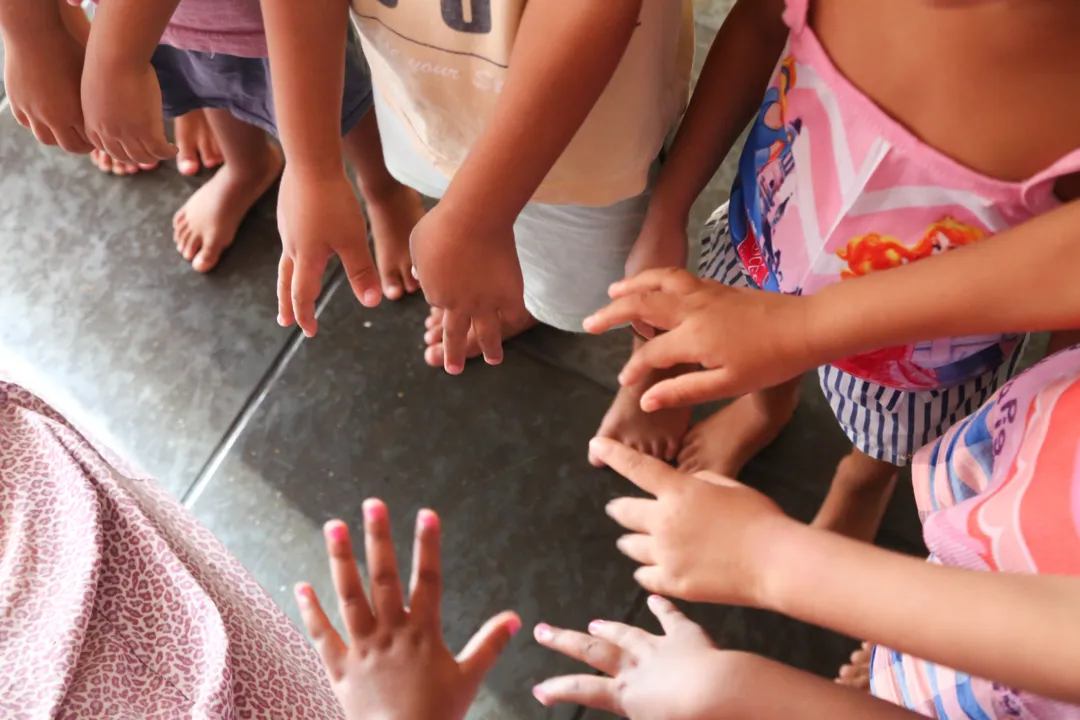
[
  {"x1": 338, "y1": 240, "x2": 382, "y2": 309},
  {"x1": 608, "y1": 267, "x2": 699, "y2": 300},
  {"x1": 633, "y1": 566, "x2": 669, "y2": 597},
  {"x1": 646, "y1": 594, "x2": 705, "y2": 641},
  {"x1": 408, "y1": 509, "x2": 442, "y2": 628},
  {"x1": 277, "y1": 254, "x2": 296, "y2": 327},
  {"x1": 294, "y1": 582, "x2": 348, "y2": 681},
  {"x1": 615, "y1": 534, "x2": 657, "y2": 566},
  {"x1": 363, "y1": 499, "x2": 407, "y2": 627},
  {"x1": 616, "y1": 331, "x2": 694, "y2": 388},
  {"x1": 457, "y1": 610, "x2": 521, "y2": 683},
  {"x1": 588, "y1": 619, "x2": 656, "y2": 656},
  {"x1": 587, "y1": 437, "x2": 679, "y2": 495},
  {"x1": 532, "y1": 675, "x2": 622, "y2": 715},
  {"x1": 441, "y1": 308, "x2": 471, "y2": 375},
  {"x1": 605, "y1": 496, "x2": 655, "y2": 532},
  {"x1": 533, "y1": 623, "x2": 623, "y2": 676},
  {"x1": 291, "y1": 255, "x2": 326, "y2": 338},
  {"x1": 472, "y1": 314, "x2": 504, "y2": 366},
  {"x1": 640, "y1": 368, "x2": 738, "y2": 412},
  {"x1": 582, "y1": 291, "x2": 680, "y2": 335},
  {"x1": 324, "y1": 520, "x2": 376, "y2": 639}
]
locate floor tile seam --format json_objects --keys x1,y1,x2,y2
[{"x1": 179, "y1": 268, "x2": 346, "y2": 508}]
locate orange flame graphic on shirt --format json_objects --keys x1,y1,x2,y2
[{"x1": 836, "y1": 217, "x2": 986, "y2": 279}]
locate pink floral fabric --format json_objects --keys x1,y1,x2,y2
[{"x1": 0, "y1": 380, "x2": 343, "y2": 719}]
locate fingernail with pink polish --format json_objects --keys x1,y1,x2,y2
[
  {"x1": 588, "y1": 620, "x2": 604, "y2": 634},
  {"x1": 325, "y1": 521, "x2": 348, "y2": 543},
  {"x1": 532, "y1": 686, "x2": 549, "y2": 706},
  {"x1": 363, "y1": 499, "x2": 384, "y2": 521},
  {"x1": 506, "y1": 615, "x2": 522, "y2": 637},
  {"x1": 533, "y1": 623, "x2": 552, "y2": 642}
]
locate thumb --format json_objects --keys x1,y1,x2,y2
[{"x1": 457, "y1": 611, "x2": 521, "y2": 682}]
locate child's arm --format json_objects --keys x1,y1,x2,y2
[
  {"x1": 628, "y1": 0, "x2": 788, "y2": 276},
  {"x1": 536, "y1": 595, "x2": 921, "y2": 719},
  {"x1": 411, "y1": 0, "x2": 644, "y2": 374},
  {"x1": 257, "y1": 0, "x2": 381, "y2": 337},
  {"x1": 80, "y1": 0, "x2": 179, "y2": 165},
  {"x1": 592, "y1": 438, "x2": 1080, "y2": 706},
  {"x1": 587, "y1": 198, "x2": 1080, "y2": 409},
  {"x1": 0, "y1": 0, "x2": 94, "y2": 152}
]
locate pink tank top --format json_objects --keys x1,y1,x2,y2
[
  {"x1": 162, "y1": 0, "x2": 267, "y2": 58},
  {"x1": 730, "y1": 0, "x2": 1080, "y2": 391}
]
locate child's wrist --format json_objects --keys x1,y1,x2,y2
[{"x1": 753, "y1": 518, "x2": 813, "y2": 612}]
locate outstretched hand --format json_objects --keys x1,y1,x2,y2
[
  {"x1": 295, "y1": 500, "x2": 520, "y2": 720},
  {"x1": 590, "y1": 436, "x2": 797, "y2": 607},
  {"x1": 584, "y1": 268, "x2": 817, "y2": 411},
  {"x1": 534, "y1": 595, "x2": 727, "y2": 720}
]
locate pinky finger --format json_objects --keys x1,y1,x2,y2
[
  {"x1": 294, "y1": 582, "x2": 348, "y2": 681},
  {"x1": 473, "y1": 313, "x2": 503, "y2": 366},
  {"x1": 639, "y1": 368, "x2": 735, "y2": 413},
  {"x1": 532, "y1": 675, "x2": 622, "y2": 715}
]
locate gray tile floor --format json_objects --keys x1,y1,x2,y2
[{"x1": 0, "y1": 5, "x2": 940, "y2": 718}]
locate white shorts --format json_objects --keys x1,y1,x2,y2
[
  {"x1": 374, "y1": 92, "x2": 651, "y2": 332},
  {"x1": 699, "y1": 203, "x2": 1025, "y2": 466}
]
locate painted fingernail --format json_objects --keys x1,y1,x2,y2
[
  {"x1": 325, "y1": 521, "x2": 348, "y2": 543},
  {"x1": 588, "y1": 620, "x2": 604, "y2": 634},
  {"x1": 506, "y1": 615, "x2": 522, "y2": 636},
  {"x1": 363, "y1": 288, "x2": 380, "y2": 306},
  {"x1": 363, "y1": 499, "x2": 385, "y2": 521},
  {"x1": 534, "y1": 623, "x2": 552, "y2": 642},
  {"x1": 647, "y1": 594, "x2": 664, "y2": 608},
  {"x1": 532, "y1": 685, "x2": 549, "y2": 705},
  {"x1": 293, "y1": 583, "x2": 312, "y2": 604},
  {"x1": 418, "y1": 509, "x2": 438, "y2": 530}
]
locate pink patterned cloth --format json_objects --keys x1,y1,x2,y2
[{"x1": 0, "y1": 381, "x2": 343, "y2": 719}]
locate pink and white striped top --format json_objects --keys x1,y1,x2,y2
[{"x1": 729, "y1": 0, "x2": 1080, "y2": 390}]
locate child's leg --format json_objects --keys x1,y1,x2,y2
[
  {"x1": 590, "y1": 348, "x2": 693, "y2": 465},
  {"x1": 173, "y1": 108, "x2": 282, "y2": 272},
  {"x1": 341, "y1": 110, "x2": 424, "y2": 301},
  {"x1": 677, "y1": 376, "x2": 802, "y2": 476},
  {"x1": 812, "y1": 450, "x2": 898, "y2": 542}
]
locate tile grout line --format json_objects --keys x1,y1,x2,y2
[{"x1": 180, "y1": 268, "x2": 346, "y2": 509}]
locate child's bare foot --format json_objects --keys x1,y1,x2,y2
[
  {"x1": 174, "y1": 110, "x2": 223, "y2": 176},
  {"x1": 366, "y1": 184, "x2": 424, "y2": 300},
  {"x1": 173, "y1": 141, "x2": 282, "y2": 272},
  {"x1": 811, "y1": 450, "x2": 898, "y2": 542},
  {"x1": 591, "y1": 368, "x2": 692, "y2": 465},
  {"x1": 836, "y1": 642, "x2": 874, "y2": 690},
  {"x1": 423, "y1": 306, "x2": 539, "y2": 367},
  {"x1": 677, "y1": 378, "x2": 801, "y2": 477},
  {"x1": 90, "y1": 149, "x2": 157, "y2": 176}
]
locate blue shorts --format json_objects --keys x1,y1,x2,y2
[{"x1": 151, "y1": 27, "x2": 371, "y2": 138}]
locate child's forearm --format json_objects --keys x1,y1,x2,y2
[
  {"x1": 805, "y1": 200, "x2": 1080, "y2": 365},
  {"x1": 438, "y1": 0, "x2": 642, "y2": 228},
  {"x1": 259, "y1": 0, "x2": 349, "y2": 177},
  {"x1": 760, "y1": 523, "x2": 1080, "y2": 704},
  {"x1": 648, "y1": 0, "x2": 787, "y2": 224},
  {"x1": 705, "y1": 651, "x2": 921, "y2": 719},
  {"x1": 86, "y1": 0, "x2": 179, "y2": 68}
]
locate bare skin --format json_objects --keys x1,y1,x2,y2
[
  {"x1": 342, "y1": 110, "x2": 423, "y2": 301},
  {"x1": 173, "y1": 109, "x2": 283, "y2": 272},
  {"x1": 423, "y1": 305, "x2": 539, "y2": 369},
  {"x1": 837, "y1": 642, "x2": 874, "y2": 690},
  {"x1": 174, "y1": 110, "x2": 223, "y2": 176},
  {"x1": 812, "y1": 450, "x2": 898, "y2": 542},
  {"x1": 677, "y1": 377, "x2": 801, "y2": 477},
  {"x1": 591, "y1": 354, "x2": 692, "y2": 466}
]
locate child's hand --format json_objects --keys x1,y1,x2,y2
[
  {"x1": 584, "y1": 268, "x2": 815, "y2": 410},
  {"x1": 534, "y1": 595, "x2": 727, "y2": 719},
  {"x1": 81, "y1": 59, "x2": 176, "y2": 166},
  {"x1": 410, "y1": 203, "x2": 523, "y2": 374},
  {"x1": 295, "y1": 501, "x2": 521, "y2": 720},
  {"x1": 590, "y1": 436, "x2": 796, "y2": 607},
  {"x1": 4, "y1": 29, "x2": 94, "y2": 153},
  {"x1": 276, "y1": 168, "x2": 383, "y2": 337}
]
